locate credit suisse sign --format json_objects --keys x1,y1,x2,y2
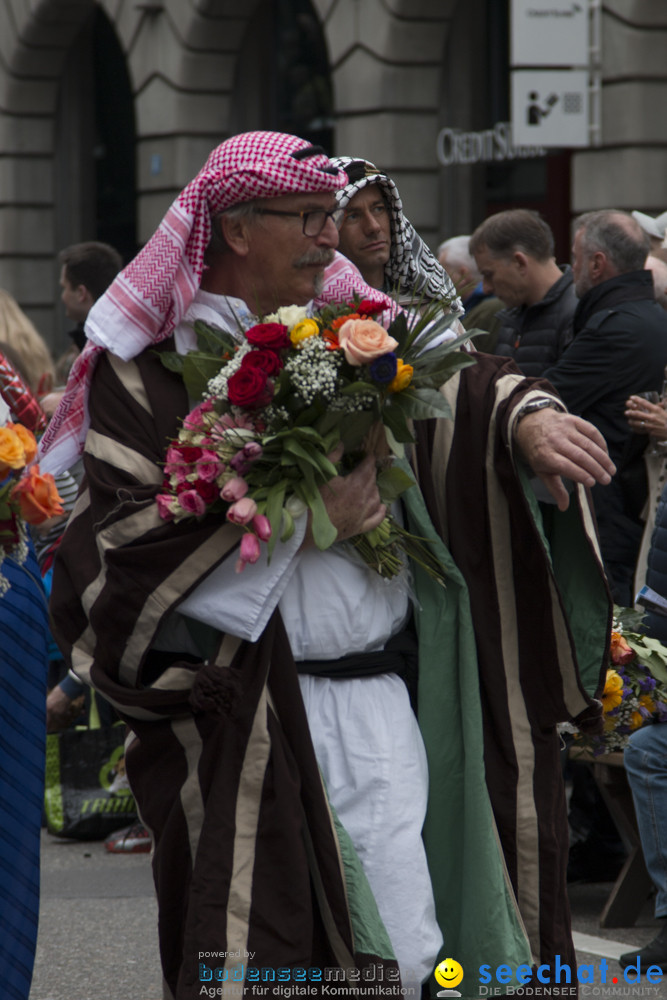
[{"x1": 436, "y1": 121, "x2": 546, "y2": 166}]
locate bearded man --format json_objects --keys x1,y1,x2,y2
[{"x1": 43, "y1": 133, "x2": 614, "y2": 1000}]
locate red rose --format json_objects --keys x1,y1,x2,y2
[
  {"x1": 178, "y1": 446, "x2": 203, "y2": 466},
  {"x1": 242, "y1": 350, "x2": 284, "y2": 376},
  {"x1": 227, "y1": 367, "x2": 272, "y2": 408},
  {"x1": 194, "y1": 479, "x2": 219, "y2": 503},
  {"x1": 356, "y1": 299, "x2": 387, "y2": 316},
  {"x1": 245, "y1": 323, "x2": 291, "y2": 350}
]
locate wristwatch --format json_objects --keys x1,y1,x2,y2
[{"x1": 515, "y1": 397, "x2": 564, "y2": 424}]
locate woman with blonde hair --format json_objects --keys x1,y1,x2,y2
[{"x1": 0, "y1": 289, "x2": 56, "y2": 396}]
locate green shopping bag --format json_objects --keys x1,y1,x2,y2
[{"x1": 44, "y1": 693, "x2": 138, "y2": 840}]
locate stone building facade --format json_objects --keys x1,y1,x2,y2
[{"x1": 0, "y1": 0, "x2": 665, "y2": 352}]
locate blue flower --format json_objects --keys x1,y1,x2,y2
[{"x1": 369, "y1": 352, "x2": 398, "y2": 385}]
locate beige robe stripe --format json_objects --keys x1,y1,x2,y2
[
  {"x1": 428, "y1": 371, "x2": 460, "y2": 545},
  {"x1": 108, "y1": 354, "x2": 154, "y2": 416},
  {"x1": 119, "y1": 523, "x2": 242, "y2": 685},
  {"x1": 487, "y1": 375, "x2": 541, "y2": 962},
  {"x1": 80, "y1": 504, "x2": 165, "y2": 618},
  {"x1": 223, "y1": 685, "x2": 272, "y2": 994},
  {"x1": 171, "y1": 717, "x2": 206, "y2": 867},
  {"x1": 86, "y1": 428, "x2": 163, "y2": 485}
]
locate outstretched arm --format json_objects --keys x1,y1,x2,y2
[{"x1": 514, "y1": 408, "x2": 615, "y2": 511}]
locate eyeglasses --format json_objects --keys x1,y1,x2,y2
[{"x1": 254, "y1": 207, "x2": 345, "y2": 237}]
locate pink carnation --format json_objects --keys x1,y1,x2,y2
[
  {"x1": 177, "y1": 489, "x2": 207, "y2": 517},
  {"x1": 183, "y1": 399, "x2": 214, "y2": 431},
  {"x1": 195, "y1": 449, "x2": 225, "y2": 483},
  {"x1": 156, "y1": 494, "x2": 176, "y2": 520},
  {"x1": 165, "y1": 445, "x2": 191, "y2": 483}
]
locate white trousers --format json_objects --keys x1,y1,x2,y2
[{"x1": 298, "y1": 672, "x2": 443, "y2": 992}]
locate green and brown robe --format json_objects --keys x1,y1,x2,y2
[{"x1": 51, "y1": 343, "x2": 610, "y2": 999}]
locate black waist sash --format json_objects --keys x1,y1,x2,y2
[{"x1": 296, "y1": 628, "x2": 418, "y2": 680}]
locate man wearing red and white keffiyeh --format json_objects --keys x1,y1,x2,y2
[
  {"x1": 46, "y1": 131, "x2": 616, "y2": 999},
  {"x1": 39, "y1": 131, "x2": 393, "y2": 478}
]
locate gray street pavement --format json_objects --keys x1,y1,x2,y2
[
  {"x1": 28, "y1": 828, "x2": 667, "y2": 1000},
  {"x1": 30, "y1": 829, "x2": 161, "y2": 1000}
]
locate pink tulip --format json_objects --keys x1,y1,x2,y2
[
  {"x1": 240, "y1": 532, "x2": 261, "y2": 564},
  {"x1": 227, "y1": 497, "x2": 258, "y2": 525},
  {"x1": 230, "y1": 452, "x2": 251, "y2": 475},
  {"x1": 242, "y1": 441, "x2": 263, "y2": 460},
  {"x1": 220, "y1": 476, "x2": 249, "y2": 502},
  {"x1": 252, "y1": 514, "x2": 272, "y2": 542}
]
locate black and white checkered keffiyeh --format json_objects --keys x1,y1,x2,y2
[{"x1": 331, "y1": 156, "x2": 463, "y2": 313}]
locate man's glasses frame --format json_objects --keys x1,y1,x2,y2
[{"x1": 254, "y1": 206, "x2": 345, "y2": 237}]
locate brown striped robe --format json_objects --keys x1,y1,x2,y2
[{"x1": 51, "y1": 343, "x2": 610, "y2": 997}]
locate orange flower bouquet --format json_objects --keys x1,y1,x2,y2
[
  {"x1": 157, "y1": 294, "x2": 473, "y2": 582},
  {"x1": 569, "y1": 607, "x2": 667, "y2": 754},
  {"x1": 0, "y1": 423, "x2": 63, "y2": 594}
]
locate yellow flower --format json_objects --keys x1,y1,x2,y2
[
  {"x1": 601, "y1": 669, "x2": 623, "y2": 713},
  {"x1": 0, "y1": 426, "x2": 26, "y2": 477},
  {"x1": 640, "y1": 693, "x2": 656, "y2": 714},
  {"x1": 388, "y1": 359, "x2": 413, "y2": 394},
  {"x1": 630, "y1": 710, "x2": 645, "y2": 730},
  {"x1": 290, "y1": 319, "x2": 320, "y2": 346}
]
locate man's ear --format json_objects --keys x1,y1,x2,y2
[
  {"x1": 219, "y1": 213, "x2": 251, "y2": 257},
  {"x1": 514, "y1": 250, "x2": 530, "y2": 273},
  {"x1": 79, "y1": 286, "x2": 95, "y2": 312},
  {"x1": 590, "y1": 250, "x2": 606, "y2": 280}
]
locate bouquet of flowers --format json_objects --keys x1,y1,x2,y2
[
  {"x1": 568, "y1": 606, "x2": 667, "y2": 755},
  {"x1": 157, "y1": 296, "x2": 476, "y2": 577},
  {"x1": 0, "y1": 422, "x2": 64, "y2": 593}
]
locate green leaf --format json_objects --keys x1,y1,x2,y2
[
  {"x1": 280, "y1": 507, "x2": 295, "y2": 543},
  {"x1": 193, "y1": 319, "x2": 238, "y2": 356},
  {"x1": 394, "y1": 387, "x2": 453, "y2": 421},
  {"x1": 157, "y1": 351, "x2": 185, "y2": 374},
  {"x1": 386, "y1": 311, "x2": 410, "y2": 354},
  {"x1": 182, "y1": 353, "x2": 227, "y2": 401},
  {"x1": 381, "y1": 401, "x2": 415, "y2": 444},
  {"x1": 376, "y1": 464, "x2": 416, "y2": 503},
  {"x1": 296, "y1": 474, "x2": 337, "y2": 550},
  {"x1": 264, "y1": 480, "x2": 287, "y2": 560}
]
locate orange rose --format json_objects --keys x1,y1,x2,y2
[
  {"x1": 610, "y1": 631, "x2": 635, "y2": 665},
  {"x1": 7, "y1": 423, "x2": 37, "y2": 465},
  {"x1": 337, "y1": 318, "x2": 398, "y2": 366},
  {"x1": 0, "y1": 426, "x2": 27, "y2": 476},
  {"x1": 10, "y1": 464, "x2": 64, "y2": 525}
]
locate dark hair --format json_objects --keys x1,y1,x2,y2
[
  {"x1": 469, "y1": 209, "x2": 555, "y2": 262},
  {"x1": 573, "y1": 210, "x2": 650, "y2": 274},
  {"x1": 58, "y1": 241, "x2": 123, "y2": 301}
]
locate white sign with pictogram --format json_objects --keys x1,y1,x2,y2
[
  {"x1": 511, "y1": 69, "x2": 589, "y2": 147},
  {"x1": 511, "y1": 0, "x2": 589, "y2": 66}
]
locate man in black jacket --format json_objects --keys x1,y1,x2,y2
[
  {"x1": 544, "y1": 209, "x2": 667, "y2": 606},
  {"x1": 469, "y1": 209, "x2": 575, "y2": 376}
]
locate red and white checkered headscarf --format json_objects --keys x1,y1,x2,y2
[{"x1": 40, "y1": 132, "x2": 349, "y2": 474}]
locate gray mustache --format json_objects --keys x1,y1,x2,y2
[{"x1": 294, "y1": 249, "x2": 335, "y2": 268}]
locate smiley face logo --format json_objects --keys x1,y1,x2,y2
[{"x1": 435, "y1": 958, "x2": 464, "y2": 991}]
